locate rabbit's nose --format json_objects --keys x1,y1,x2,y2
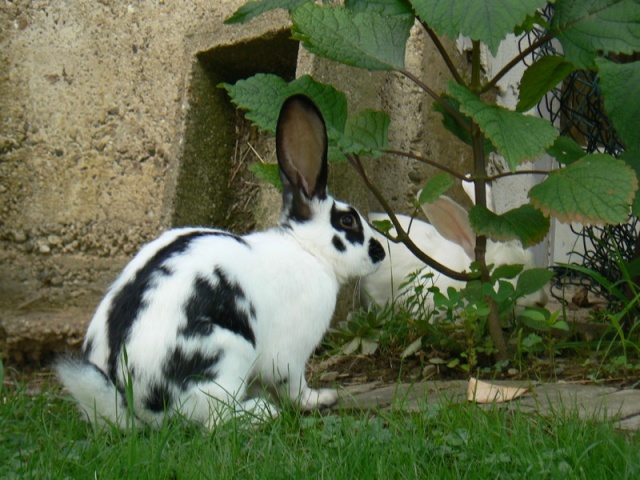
[{"x1": 368, "y1": 238, "x2": 386, "y2": 263}]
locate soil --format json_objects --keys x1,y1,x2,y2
[{"x1": 2, "y1": 283, "x2": 637, "y2": 390}]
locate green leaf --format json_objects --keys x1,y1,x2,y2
[
  {"x1": 338, "y1": 109, "x2": 390, "y2": 157},
  {"x1": 220, "y1": 74, "x2": 348, "y2": 138},
  {"x1": 517, "y1": 56, "x2": 576, "y2": 112},
  {"x1": 417, "y1": 173, "x2": 454, "y2": 205},
  {"x1": 515, "y1": 268, "x2": 554, "y2": 296},
  {"x1": 292, "y1": 3, "x2": 413, "y2": 71},
  {"x1": 514, "y1": 9, "x2": 551, "y2": 35},
  {"x1": 468, "y1": 204, "x2": 550, "y2": 247},
  {"x1": 448, "y1": 82, "x2": 558, "y2": 169},
  {"x1": 291, "y1": 75, "x2": 349, "y2": 142},
  {"x1": 519, "y1": 312, "x2": 549, "y2": 332},
  {"x1": 552, "y1": 0, "x2": 640, "y2": 69},
  {"x1": 621, "y1": 148, "x2": 640, "y2": 216},
  {"x1": 433, "y1": 96, "x2": 496, "y2": 155},
  {"x1": 596, "y1": 57, "x2": 640, "y2": 149},
  {"x1": 411, "y1": 0, "x2": 547, "y2": 55},
  {"x1": 345, "y1": 0, "x2": 414, "y2": 15},
  {"x1": 552, "y1": 320, "x2": 570, "y2": 332},
  {"x1": 491, "y1": 264, "x2": 524, "y2": 282},
  {"x1": 224, "y1": 0, "x2": 310, "y2": 24},
  {"x1": 249, "y1": 163, "x2": 282, "y2": 190},
  {"x1": 372, "y1": 219, "x2": 394, "y2": 234},
  {"x1": 220, "y1": 73, "x2": 290, "y2": 133},
  {"x1": 546, "y1": 135, "x2": 586, "y2": 165},
  {"x1": 529, "y1": 154, "x2": 639, "y2": 225}
]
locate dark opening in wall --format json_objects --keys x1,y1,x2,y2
[{"x1": 172, "y1": 28, "x2": 299, "y2": 229}]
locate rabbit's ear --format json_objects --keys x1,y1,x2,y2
[
  {"x1": 276, "y1": 95, "x2": 328, "y2": 221},
  {"x1": 462, "y1": 177, "x2": 495, "y2": 212},
  {"x1": 420, "y1": 196, "x2": 476, "y2": 259}
]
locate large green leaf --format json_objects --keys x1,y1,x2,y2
[
  {"x1": 220, "y1": 74, "x2": 290, "y2": 133},
  {"x1": 596, "y1": 58, "x2": 640, "y2": 149},
  {"x1": 411, "y1": 0, "x2": 547, "y2": 54},
  {"x1": 338, "y1": 109, "x2": 390, "y2": 157},
  {"x1": 529, "y1": 154, "x2": 638, "y2": 225},
  {"x1": 345, "y1": 0, "x2": 414, "y2": 15},
  {"x1": 552, "y1": 0, "x2": 640, "y2": 69},
  {"x1": 449, "y1": 82, "x2": 558, "y2": 170},
  {"x1": 468, "y1": 204, "x2": 550, "y2": 247},
  {"x1": 517, "y1": 56, "x2": 577, "y2": 112},
  {"x1": 220, "y1": 74, "x2": 348, "y2": 138},
  {"x1": 224, "y1": 0, "x2": 310, "y2": 24},
  {"x1": 222, "y1": 74, "x2": 390, "y2": 160},
  {"x1": 291, "y1": 3, "x2": 414, "y2": 70}
]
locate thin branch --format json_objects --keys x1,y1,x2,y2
[
  {"x1": 486, "y1": 169, "x2": 550, "y2": 182},
  {"x1": 420, "y1": 20, "x2": 465, "y2": 85},
  {"x1": 481, "y1": 32, "x2": 554, "y2": 94},
  {"x1": 347, "y1": 153, "x2": 473, "y2": 283},
  {"x1": 382, "y1": 149, "x2": 467, "y2": 180}
]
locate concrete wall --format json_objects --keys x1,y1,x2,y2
[
  {"x1": 0, "y1": 2, "x2": 469, "y2": 331},
  {"x1": 0, "y1": 1, "x2": 295, "y2": 311}
]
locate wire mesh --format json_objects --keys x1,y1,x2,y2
[{"x1": 518, "y1": 4, "x2": 638, "y2": 309}]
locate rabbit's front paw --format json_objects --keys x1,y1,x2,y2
[{"x1": 298, "y1": 387, "x2": 339, "y2": 411}]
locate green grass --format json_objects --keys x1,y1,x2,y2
[{"x1": 2, "y1": 375, "x2": 639, "y2": 479}]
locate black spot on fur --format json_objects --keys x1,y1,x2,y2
[
  {"x1": 332, "y1": 235, "x2": 346, "y2": 252},
  {"x1": 368, "y1": 238, "x2": 386, "y2": 263},
  {"x1": 164, "y1": 347, "x2": 221, "y2": 389},
  {"x1": 330, "y1": 204, "x2": 364, "y2": 245},
  {"x1": 145, "y1": 382, "x2": 171, "y2": 412},
  {"x1": 181, "y1": 268, "x2": 256, "y2": 347},
  {"x1": 106, "y1": 230, "x2": 248, "y2": 382}
]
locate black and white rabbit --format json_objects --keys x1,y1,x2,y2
[{"x1": 56, "y1": 95, "x2": 386, "y2": 429}]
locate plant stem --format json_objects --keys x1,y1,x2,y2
[
  {"x1": 471, "y1": 40, "x2": 481, "y2": 92},
  {"x1": 420, "y1": 21, "x2": 466, "y2": 85},
  {"x1": 469, "y1": 37, "x2": 509, "y2": 359},
  {"x1": 487, "y1": 169, "x2": 550, "y2": 181},
  {"x1": 382, "y1": 149, "x2": 467, "y2": 180},
  {"x1": 347, "y1": 153, "x2": 472, "y2": 282}
]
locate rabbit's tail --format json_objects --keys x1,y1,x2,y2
[{"x1": 55, "y1": 356, "x2": 129, "y2": 427}]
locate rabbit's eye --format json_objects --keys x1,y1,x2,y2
[{"x1": 340, "y1": 214, "x2": 357, "y2": 229}]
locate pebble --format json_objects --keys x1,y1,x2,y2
[
  {"x1": 38, "y1": 244, "x2": 51, "y2": 254},
  {"x1": 47, "y1": 235, "x2": 62, "y2": 246},
  {"x1": 13, "y1": 230, "x2": 27, "y2": 243}
]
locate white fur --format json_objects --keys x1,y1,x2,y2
[{"x1": 361, "y1": 205, "x2": 548, "y2": 313}]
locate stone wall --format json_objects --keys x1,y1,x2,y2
[{"x1": 0, "y1": 1, "x2": 470, "y2": 363}]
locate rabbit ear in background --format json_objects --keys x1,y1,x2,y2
[
  {"x1": 420, "y1": 195, "x2": 476, "y2": 259},
  {"x1": 462, "y1": 177, "x2": 495, "y2": 212},
  {"x1": 276, "y1": 95, "x2": 328, "y2": 221}
]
